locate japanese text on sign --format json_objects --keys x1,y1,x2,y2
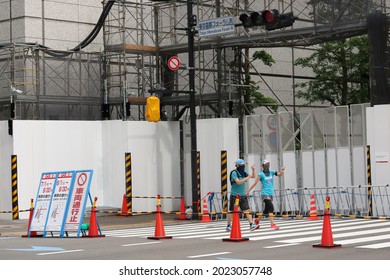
[
  {"x1": 64, "y1": 171, "x2": 92, "y2": 231},
  {"x1": 197, "y1": 16, "x2": 235, "y2": 37},
  {"x1": 30, "y1": 172, "x2": 57, "y2": 232},
  {"x1": 45, "y1": 171, "x2": 74, "y2": 232}
]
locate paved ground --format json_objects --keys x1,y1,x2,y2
[{"x1": 2, "y1": 210, "x2": 390, "y2": 280}]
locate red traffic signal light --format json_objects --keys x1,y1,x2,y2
[
  {"x1": 266, "y1": 11, "x2": 295, "y2": 31},
  {"x1": 239, "y1": 10, "x2": 277, "y2": 28},
  {"x1": 262, "y1": 9, "x2": 279, "y2": 24},
  {"x1": 239, "y1": 9, "x2": 295, "y2": 31}
]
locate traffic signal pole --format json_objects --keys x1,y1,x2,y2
[{"x1": 151, "y1": 0, "x2": 199, "y2": 219}]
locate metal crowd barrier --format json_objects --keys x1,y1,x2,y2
[{"x1": 208, "y1": 185, "x2": 390, "y2": 219}]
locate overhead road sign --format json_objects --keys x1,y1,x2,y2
[{"x1": 197, "y1": 16, "x2": 235, "y2": 38}]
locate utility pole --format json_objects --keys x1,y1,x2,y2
[
  {"x1": 151, "y1": 0, "x2": 199, "y2": 218},
  {"x1": 187, "y1": 0, "x2": 199, "y2": 219}
]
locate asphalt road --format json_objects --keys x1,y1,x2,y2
[
  {"x1": 1, "y1": 214, "x2": 389, "y2": 280},
  {"x1": 1, "y1": 214, "x2": 390, "y2": 260}
]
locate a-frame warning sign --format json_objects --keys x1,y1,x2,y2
[{"x1": 29, "y1": 169, "x2": 101, "y2": 238}]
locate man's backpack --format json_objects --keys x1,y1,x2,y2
[{"x1": 229, "y1": 170, "x2": 239, "y2": 185}]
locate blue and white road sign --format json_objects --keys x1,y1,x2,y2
[{"x1": 197, "y1": 16, "x2": 236, "y2": 38}]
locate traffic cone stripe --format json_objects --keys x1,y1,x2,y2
[
  {"x1": 201, "y1": 198, "x2": 211, "y2": 222},
  {"x1": 120, "y1": 194, "x2": 130, "y2": 216},
  {"x1": 306, "y1": 194, "x2": 320, "y2": 221},
  {"x1": 176, "y1": 197, "x2": 186, "y2": 220},
  {"x1": 22, "y1": 199, "x2": 41, "y2": 238},
  {"x1": 84, "y1": 197, "x2": 105, "y2": 238},
  {"x1": 148, "y1": 196, "x2": 173, "y2": 240}
]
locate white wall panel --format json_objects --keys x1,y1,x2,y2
[
  {"x1": 0, "y1": 122, "x2": 13, "y2": 220},
  {"x1": 352, "y1": 147, "x2": 366, "y2": 186},
  {"x1": 337, "y1": 147, "x2": 352, "y2": 187},
  {"x1": 314, "y1": 150, "x2": 327, "y2": 188},
  {"x1": 326, "y1": 149, "x2": 337, "y2": 186},
  {"x1": 282, "y1": 152, "x2": 297, "y2": 189},
  {"x1": 0, "y1": 120, "x2": 182, "y2": 220},
  {"x1": 183, "y1": 118, "x2": 239, "y2": 209},
  {"x1": 301, "y1": 151, "x2": 314, "y2": 188}
]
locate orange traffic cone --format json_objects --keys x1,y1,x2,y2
[
  {"x1": 120, "y1": 194, "x2": 130, "y2": 216},
  {"x1": 85, "y1": 197, "x2": 105, "y2": 238},
  {"x1": 148, "y1": 195, "x2": 172, "y2": 240},
  {"x1": 22, "y1": 199, "x2": 40, "y2": 238},
  {"x1": 306, "y1": 194, "x2": 320, "y2": 220},
  {"x1": 313, "y1": 200, "x2": 341, "y2": 248},
  {"x1": 176, "y1": 197, "x2": 186, "y2": 220},
  {"x1": 201, "y1": 198, "x2": 211, "y2": 222},
  {"x1": 223, "y1": 196, "x2": 249, "y2": 242}
]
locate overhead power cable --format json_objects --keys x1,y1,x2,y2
[{"x1": 40, "y1": 0, "x2": 116, "y2": 57}]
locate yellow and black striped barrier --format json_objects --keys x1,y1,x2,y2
[
  {"x1": 86, "y1": 209, "x2": 389, "y2": 221},
  {"x1": 0, "y1": 209, "x2": 30, "y2": 214},
  {"x1": 1, "y1": 208, "x2": 389, "y2": 221},
  {"x1": 132, "y1": 195, "x2": 183, "y2": 199},
  {"x1": 125, "y1": 152, "x2": 132, "y2": 214},
  {"x1": 196, "y1": 151, "x2": 201, "y2": 215},
  {"x1": 367, "y1": 145, "x2": 373, "y2": 216},
  {"x1": 220, "y1": 150, "x2": 228, "y2": 217},
  {"x1": 11, "y1": 155, "x2": 19, "y2": 220}
]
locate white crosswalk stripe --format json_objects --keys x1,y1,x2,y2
[{"x1": 103, "y1": 218, "x2": 390, "y2": 249}]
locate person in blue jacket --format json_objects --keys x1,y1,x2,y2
[
  {"x1": 247, "y1": 159, "x2": 285, "y2": 230},
  {"x1": 226, "y1": 158, "x2": 259, "y2": 232}
]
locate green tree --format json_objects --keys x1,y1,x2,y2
[
  {"x1": 243, "y1": 50, "x2": 278, "y2": 114},
  {"x1": 294, "y1": 36, "x2": 370, "y2": 106},
  {"x1": 309, "y1": 0, "x2": 382, "y2": 24}
]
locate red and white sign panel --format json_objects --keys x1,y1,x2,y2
[
  {"x1": 64, "y1": 170, "x2": 93, "y2": 231},
  {"x1": 167, "y1": 56, "x2": 180, "y2": 71},
  {"x1": 45, "y1": 171, "x2": 74, "y2": 232},
  {"x1": 30, "y1": 172, "x2": 57, "y2": 232}
]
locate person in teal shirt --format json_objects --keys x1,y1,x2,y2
[
  {"x1": 226, "y1": 158, "x2": 259, "y2": 231},
  {"x1": 247, "y1": 159, "x2": 285, "y2": 230}
]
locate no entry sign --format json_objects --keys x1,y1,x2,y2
[{"x1": 167, "y1": 56, "x2": 180, "y2": 71}]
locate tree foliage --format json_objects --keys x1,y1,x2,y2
[
  {"x1": 294, "y1": 36, "x2": 370, "y2": 106},
  {"x1": 244, "y1": 50, "x2": 278, "y2": 114},
  {"x1": 308, "y1": 0, "x2": 382, "y2": 24}
]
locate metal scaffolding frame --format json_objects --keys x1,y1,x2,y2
[
  {"x1": 0, "y1": 44, "x2": 102, "y2": 120},
  {"x1": 0, "y1": 0, "x2": 388, "y2": 121}
]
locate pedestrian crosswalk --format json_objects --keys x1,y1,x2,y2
[{"x1": 103, "y1": 218, "x2": 390, "y2": 249}]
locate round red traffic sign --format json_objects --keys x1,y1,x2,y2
[
  {"x1": 167, "y1": 56, "x2": 180, "y2": 71},
  {"x1": 77, "y1": 173, "x2": 87, "y2": 186}
]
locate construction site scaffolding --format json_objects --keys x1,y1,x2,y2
[{"x1": 0, "y1": 0, "x2": 388, "y2": 121}]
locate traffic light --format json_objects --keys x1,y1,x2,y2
[
  {"x1": 263, "y1": 9, "x2": 280, "y2": 30},
  {"x1": 265, "y1": 11, "x2": 295, "y2": 31},
  {"x1": 239, "y1": 11, "x2": 263, "y2": 28},
  {"x1": 238, "y1": 10, "x2": 295, "y2": 31}
]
